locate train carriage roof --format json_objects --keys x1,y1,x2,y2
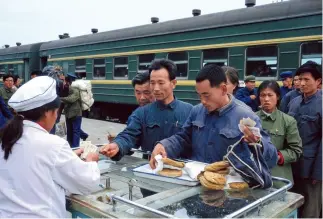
[
  {"x1": 37, "y1": 0, "x2": 320, "y2": 51},
  {"x1": 0, "y1": 43, "x2": 43, "y2": 57}
]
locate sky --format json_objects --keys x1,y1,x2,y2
[{"x1": 0, "y1": 0, "x2": 285, "y2": 47}]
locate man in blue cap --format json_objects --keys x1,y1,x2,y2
[{"x1": 280, "y1": 71, "x2": 293, "y2": 98}]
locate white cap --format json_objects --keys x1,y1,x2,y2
[{"x1": 9, "y1": 76, "x2": 58, "y2": 112}]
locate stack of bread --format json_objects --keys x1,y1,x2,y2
[
  {"x1": 157, "y1": 158, "x2": 185, "y2": 178},
  {"x1": 198, "y1": 161, "x2": 249, "y2": 191}
]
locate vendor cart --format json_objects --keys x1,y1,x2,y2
[{"x1": 67, "y1": 156, "x2": 304, "y2": 218}]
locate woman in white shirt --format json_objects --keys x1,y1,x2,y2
[{"x1": 0, "y1": 76, "x2": 100, "y2": 218}]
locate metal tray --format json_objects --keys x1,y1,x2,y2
[{"x1": 133, "y1": 163, "x2": 200, "y2": 186}]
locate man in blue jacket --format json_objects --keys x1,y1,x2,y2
[
  {"x1": 280, "y1": 72, "x2": 302, "y2": 113},
  {"x1": 288, "y1": 61, "x2": 322, "y2": 218},
  {"x1": 235, "y1": 75, "x2": 258, "y2": 112},
  {"x1": 149, "y1": 64, "x2": 278, "y2": 171}
]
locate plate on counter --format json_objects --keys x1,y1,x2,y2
[{"x1": 133, "y1": 163, "x2": 200, "y2": 186}]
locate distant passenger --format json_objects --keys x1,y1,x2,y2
[
  {"x1": 61, "y1": 73, "x2": 84, "y2": 148},
  {"x1": 280, "y1": 71, "x2": 302, "y2": 113},
  {"x1": 30, "y1": 70, "x2": 41, "y2": 79},
  {"x1": 235, "y1": 75, "x2": 258, "y2": 112},
  {"x1": 280, "y1": 71, "x2": 293, "y2": 98},
  {"x1": 12, "y1": 75, "x2": 22, "y2": 91},
  {"x1": 222, "y1": 66, "x2": 239, "y2": 95},
  {"x1": 0, "y1": 74, "x2": 16, "y2": 107},
  {"x1": 101, "y1": 59, "x2": 193, "y2": 196},
  {"x1": 0, "y1": 96, "x2": 13, "y2": 128}
]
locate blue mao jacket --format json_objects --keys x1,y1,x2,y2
[
  {"x1": 280, "y1": 86, "x2": 293, "y2": 99},
  {"x1": 159, "y1": 96, "x2": 278, "y2": 169},
  {"x1": 280, "y1": 89, "x2": 302, "y2": 113},
  {"x1": 112, "y1": 98, "x2": 193, "y2": 160},
  {"x1": 235, "y1": 87, "x2": 258, "y2": 112},
  {"x1": 288, "y1": 91, "x2": 322, "y2": 180},
  {"x1": 0, "y1": 96, "x2": 13, "y2": 128}
]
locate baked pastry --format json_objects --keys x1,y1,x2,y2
[
  {"x1": 162, "y1": 158, "x2": 185, "y2": 168},
  {"x1": 228, "y1": 182, "x2": 249, "y2": 190},
  {"x1": 216, "y1": 168, "x2": 230, "y2": 175},
  {"x1": 203, "y1": 171, "x2": 226, "y2": 185},
  {"x1": 158, "y1": 168, "x2": 183, "y2": 177},
  {"x1": 199, "y1": 176, "x2": 225, "y2": 190},
  {"x1": 205, "y1": 161, "x2": 230, "y2": 172}
]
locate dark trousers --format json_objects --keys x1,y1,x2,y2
[
  {"x1": 292, "y1": 177, "x2": 322, "y2": 218},
  {"x1": 66, "y1": 116, "x2": 82, "y2": 148}
]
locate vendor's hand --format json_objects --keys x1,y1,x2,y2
[
  {"x1": 149, "y1": 143, "x2": 167, "y2": 169},
  {"x1": 85, "y1": 152, "x2": 99, "y2": 162},
  {"x1": 100, "y1": 143, "x2": 119, "y2": 158},
  {"x1": 243, "y1": 126, "x2": 260, "y2": 144},
  {"x1": 250, "y1": 95, "x2": 256, "y2": 100},
  {"x1": 74, "y1": 148, "x2": 84, "y2": 157}
]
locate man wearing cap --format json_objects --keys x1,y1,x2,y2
[
  {"x1": 61, "y1": 73, "x2": 84, "y2": 148},
  {"x1": 280, "y1": 72, "x2": 302, "y2": 113},
  {"x1": 235, "y1": 75, "x2": 258, "y2": 112},
  {"x1": 280, "y1": 71, "x2": 293, "y2": 98},
  {"x1": 0, "y1": 76, "x2": 100, "y2": 218},
  {"x1": 288, "y1": 61, "x2": 322, "y2": 218}
]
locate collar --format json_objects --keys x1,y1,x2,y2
[
  {"x1": 4, "y1": 87, "x2": 13, "y2": 93},
  {"x1": 207, "y1": 94, "x2": 234, "y2": 116},
  {"x1": 156, "y1": 96, "x2": 177, "y2": 110},
  {"x1": 302, "y1": 90, "x2": 321, "y2": 104},
  {"x1": 259, "y1": 108, "x2": 278, "y2": 121},
  {"x1": 23, "y1": 120, "x2": 48, "y2": 133}
]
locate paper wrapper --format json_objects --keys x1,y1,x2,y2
[
  {"x1": 183, "y1": 161, "x2": 207, "y2": 180},
  {"x1": 153, "y1": 155, "x2": 182, "y2": 174},
  {"x1": 80, "y1": 141, "x2": 98, "y2": 159},
  {"x1": 238, "y1": 117, "x2": 262, "y2": 138}
]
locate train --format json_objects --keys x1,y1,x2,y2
[{"x1": 0, "y1": 0, "x2": 321, "y2": 122}]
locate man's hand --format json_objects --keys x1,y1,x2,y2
[
  {"x1": 100, "y1": 143, "x2": 119, "y2": 158},
  {"x1": 149, "y1": 143, "x2": 167, "y2": 169},
  {"x1": 85, "y1": 153, "x2": 99, "y2": 162},
  {"x1": 74, "y1": 148, "x2": 84, "y2": 157},
  {"x1": 243, "y1": 126, "x2": 260, "y2": 144},
  {"x1": 250, "y1": 95, "x2": 257, "y2": 100}
]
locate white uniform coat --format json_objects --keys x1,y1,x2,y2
[{"x1": 0, "y1": 120, "x2": 100, "y2": 218}]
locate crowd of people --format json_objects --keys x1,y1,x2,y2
[{"x1": 0, "y1": 59, "x2": 321, "y2": 218}]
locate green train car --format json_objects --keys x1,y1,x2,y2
[{"x1": 0, "y1": 0, "x2": 321, "y2": 121}]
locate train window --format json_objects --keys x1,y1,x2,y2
[
  {"x1": 93, "y1": 58, "x2": 106, "y2": 79},
  {"x1": 300, "y1": 41, "x2": 322, "y2": 65},
  {"x1": 202, "y1": 48, "x2": 228, "y2": 67},
  {"x1": 8, "y1": 64, "x2": 14, "y2": 74},
  {"x1": 114, "y1": 56, "x2": 128, "y2": 79},
  {"x1": 0, "y1": 65, "x2": 5, "y2": 79},
  {"x1": 246, "y1": 45, "x2": 278, "y2": 78},
  {"x1": 167, "y1": 51, "x2": 188, "y2": 78},
  {"x1": 18, "y1": 64, "x2": 23, "y2": 78},
  {"x1": 75, "y1": 59, "x2": 86, "y2": 79},
  {"x1": 138, "y1": 54, "x2": 155, "y2": 72}
]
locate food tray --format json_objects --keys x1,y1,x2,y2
[{"x1": 133, "y1": 163, "x2": 200, "y2": 186}]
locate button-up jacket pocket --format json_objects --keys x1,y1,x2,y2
[{"x1": 268, "y1": 129, "x2": 285, "y2": 150}]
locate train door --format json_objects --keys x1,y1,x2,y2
[
  {"x1": 24, "y1": 59, "x2": 30, "y2": 80},
  {"x1": 41, "y1": 57, "x2": 48, "y2": 70}
]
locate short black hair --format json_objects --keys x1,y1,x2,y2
[
  {"x1": 3, "y1": 74, "x2": 13, "y2": 82},
  {"x1": 132, "y1": 71, "x2": 150, "y2": 87},
  {"x1": 13, "y1": 75, "x2": 20, "y2": 83},
  {"x1": 196, "y1": 64, "x2": 227, "y2": 87},
  {"x1": 149, "y1": 59, "x2": 177, "y2": 81},
  {"x1": 30, "y1": 70, "x2": 41, "y2": 77},
  {"x1": 296, "y1": 61, "x2": 322, "y2": 80},
  {"x1": 258, "y1": 80, "x2": 281, "y2": 107}
]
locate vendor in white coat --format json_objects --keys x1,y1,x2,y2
[{"x1": 0, "y1": 76, "x2": 101, "y2": 218}]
